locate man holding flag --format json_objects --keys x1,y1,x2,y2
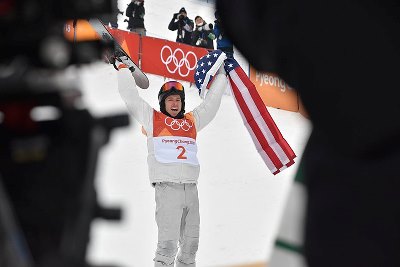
[{"x1": 115, "y1": 53, "x2": 228, "y2": 267}]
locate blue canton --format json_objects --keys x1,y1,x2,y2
[
  {"x1": 223, "y1": 57, "x2": 240, "y2": 73},
  {"x1": 194, "y1": 50, "x2": 225, "y2": 95}
]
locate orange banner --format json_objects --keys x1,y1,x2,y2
[
  {"x1": 141, "y1": 37, "x2": 209, "y2": 83},
  {"x1": 249, "y1": 67, "x2": 299, "y2": 112},
  {"x1": 64, "y1": 20, "x2": 140, "y2": 65},
  {"x1": 64, "y1": 19, "x2": 100, "y2": 41}
]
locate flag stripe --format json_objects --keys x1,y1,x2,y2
[
  {"x1": 234, "y1": 66, "x2": 296, "y2": 162},
  {"x1": 234, "y1": 102, "x2": 279, "y2": 173},
  {"x1": 230, "y1": 88, "x2": 280, "y2": 172},
  {"x1": 232, "y1": 91, "x2": 281, "y2": 172},
  {"x1": 229, "y1": 75, "x2": 285, "y2": 170},
  {"x1": 229, "y1": 70, "x2": 291, "y2": 166}
]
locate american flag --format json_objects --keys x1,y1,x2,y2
[
  {"x1": 194, "y1": 51, "x2": 296, "y2": 175},
  {"x1": 195, "y1": 49, "x2": 226, "y2": 98},
  {"x1": 224, "y1": 58, "x2": 296, "y2": 174}
]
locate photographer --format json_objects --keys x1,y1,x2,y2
[
  {"x1": 191, "y1": 16, "x2": 214, "y2": 50},
  {"x1": 126, "y1": 0, "x2": 146, "y2": 36},
  {"x1": 168, "y1": 7, "x2": 194, "y2": 45}
]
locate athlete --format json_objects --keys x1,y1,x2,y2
[{"x1": 115, "y1": 54, "x2": 228, "y2": 266}]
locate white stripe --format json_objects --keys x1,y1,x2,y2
[
  {"x1": 230, "y1": 83, "x2": 278, "y2": 174},
  {"x1": 230, "y1": 69, "x2": 290, "y2": 165},
  {"x1": 229, "y1": 70, "x2": 290, "y2": 166},
  {"x1": 279, "y1": 165, "x2": 288, "y2": 172},
  {"x1": 252, "y1": 113, "x2": 291, "y2": 166}
]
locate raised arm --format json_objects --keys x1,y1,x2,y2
[
  {"x1": 117, "y1": 68, "x2": 153, "y2": 129},
  {"x1": 168, "y1": 15, "x2": 179, "y2": 31},
  {"x1": 192, "y1": 72, "x2": 229, "y2": 131}
]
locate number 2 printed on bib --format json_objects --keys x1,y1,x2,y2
[{"x1": 153, "y1": 136, "x2": 199, "y2": 165}]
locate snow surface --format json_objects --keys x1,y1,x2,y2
[{"x1": 76, "y1": 0, "x2": 312, "y2": 266}]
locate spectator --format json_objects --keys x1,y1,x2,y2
[
  {"x1": 99, "y1": 0, "x2": 121, "y2": 28},
  {"x1": 126, "y1": 0, "x2": 146, "y2": 36},
  {"x1": 191, "y1": 16, "x2": 215, "y2": 50},
  {"x1": 213, "y1": 11, "x2": 234, "y2": 58},
  {"x1": 168, "y1": 7, "x2": 194, "y2": 45}
]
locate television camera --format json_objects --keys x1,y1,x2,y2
[{"x1": 0, "y1": 1, "x2": 128, "y2": 267}]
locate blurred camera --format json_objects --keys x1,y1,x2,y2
[
  {"x1": 0, "y1": 1, "x2": 128, "y2": 267},
  {"x1": 0, "y1": 0, "x2": 114, "y2": 69}
]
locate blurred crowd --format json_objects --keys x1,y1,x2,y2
[{"x1": 167, "y1": 7, "x2": 234, "y2": 57}]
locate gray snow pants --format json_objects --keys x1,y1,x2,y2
[{"x1": 154, "y1": 182, "x2": 200, "y2": 267}]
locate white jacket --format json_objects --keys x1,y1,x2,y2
[{"x1": 118, "y1": 69, "x2": 228, "y2": 184}]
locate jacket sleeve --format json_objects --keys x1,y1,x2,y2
[
  {"x1": 136, "y1": 5, "x2": 145, "y2": 18},
  {"x1": 117, "y1": 69, "x2": 153, "y2": 131},
  {"x1": 168, "y1": 17, "x2": 178, "y2": 31},
  {"x1": 192, "y1": 73, "x2": 229, "y2": 131},
  {"x1": 191, "y1": 30, "x2": 200, "y2": 46},
  {"x1": 126, "y1": 4, "x2": 133, "y2": 18},
  {"x1": 183, "y1": 18, "x2": 194, "y2": 32}
]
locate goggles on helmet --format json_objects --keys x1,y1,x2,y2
[{"x1": 161, "y1": 81, "x2": 184, "y2": 92}]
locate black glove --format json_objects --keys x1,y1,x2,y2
[
  {"x1": 173, "y1": 13, "x2": 179, "y2": 19},
  {"x1": 208, "y1": 23, "x2": 214, "y2": 30}
]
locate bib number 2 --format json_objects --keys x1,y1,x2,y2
[{"x1": 176, "y1": 146, "x2": 187, "y2": 159}]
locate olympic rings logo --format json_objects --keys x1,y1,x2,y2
[
  {"x1": 165, "y1": 117, "x2": 193, "y2": 131},
  {"x1": 160, "y1": 45, "x2": 197, "y2": 77}
]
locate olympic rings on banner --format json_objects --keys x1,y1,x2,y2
[
  {"x1": 165, "y1": 117, "x2": 193, "y2": 131},
  {"x1": 160, "y1": 45, "x2": 197, "y2": 77}
]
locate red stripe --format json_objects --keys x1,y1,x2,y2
[
  {"x1": 229, "y1": 74, "x2": 284, "y2": 170},
  {"x1": 285, "y1": 159, "x2": 295, "y2": 168},
  {"x1": 235, "y1": 67, "x2": 296, "y2": 160},
  {"x1": 206, "y1": 75, "x2": 215, "y2": 89},
  {"x1": 273, "y1": 169, "x2": 280, "y2": 175},
  {"x1": 281, "y1": 139, "x2": 296, "y2": 160},
  {"x1": 236, "y1": 68, "x2": 288, "y2": 142}
]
